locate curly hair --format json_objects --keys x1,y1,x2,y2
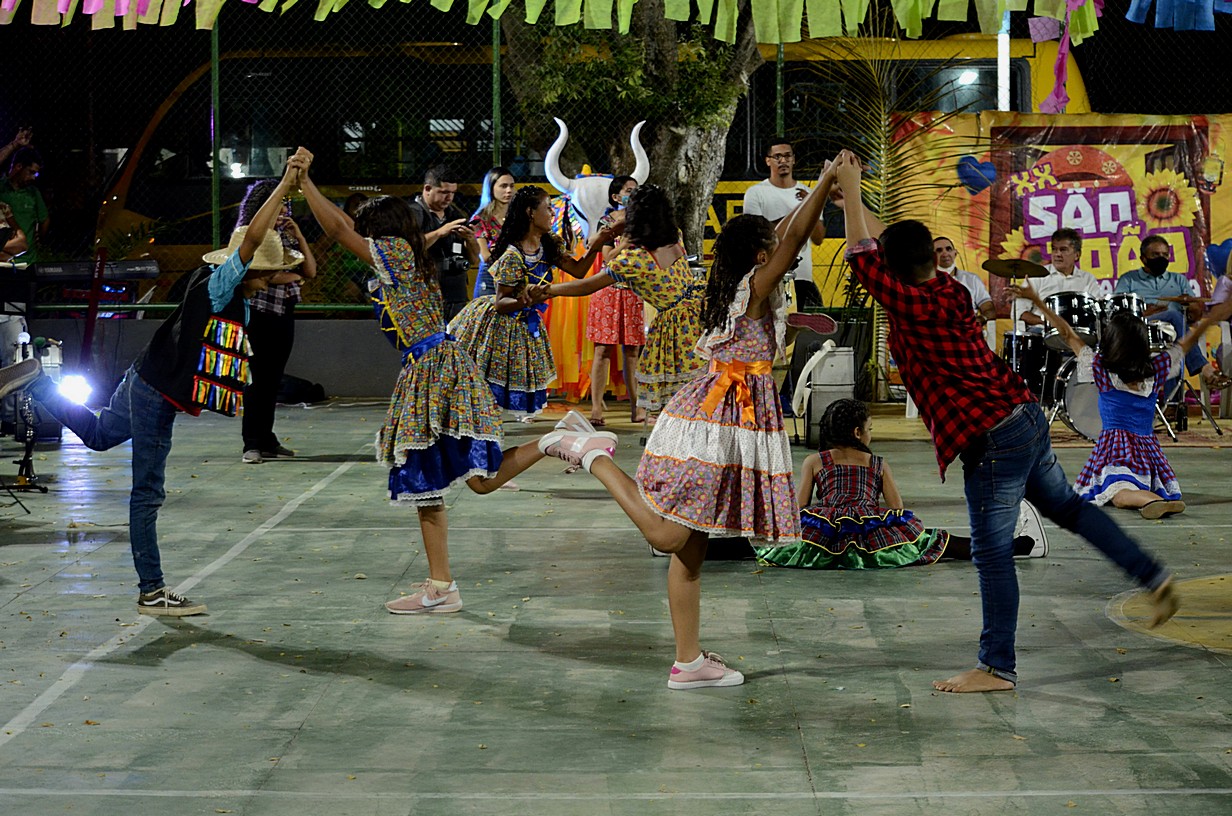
[
  {"x1": 1100, "y1": 312, "x2": 1156, "y2": 385},
  {"x1": 624, "y1": 184, "x2": 678, "y2": 250},
  {"x1": 353, "y1": 195, "x2": 429, "y2": 284},
  {"x1": 236, "y1": 179, "x2": 289, "y2": 228},
  {"x1": 818, "y1": 398, "x2": 872, "y2": 454},
  {"x1": 701, "y1": 213, "x2": 776, "y2": 332},
  {"x1": 492, "y1": 186, "x2": 561, "y2": 265}
]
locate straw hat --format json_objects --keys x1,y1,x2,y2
[{"x1": 202, "y1": 225, "x2": 304, "y2": 270}]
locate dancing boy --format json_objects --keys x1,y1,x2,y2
[{"x1": 832, "y1": 153, "x2": 1177, "y2": 692}]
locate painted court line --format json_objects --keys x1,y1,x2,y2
[
  {"x1": 0, "y1": 787, "x2": 1227, "y2": 801},
  {"x1": 0, "y1": 459, "x2": 356, "y2": 750}
]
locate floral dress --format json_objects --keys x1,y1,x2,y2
[
  {"x1": 754, "y1": 451, "x2": 950, "y2": 569},
  {"x1": 636, "y1": 269, "x2": 797, "y2": 545},
  {"x1": 470, "y1": 213, "x2": 502, "y2": 299},
  {"x1": 368, "y1": 238, "x2": 504, "y2": 506},
  {"x1": 448, "y1": 244, "x2": 556, "y2": 413},
  {"x1": 606, "y1": 244, "x2": 705, "y2": 410},
  {"x1": 1072, "y1": 345, "x2": 1182, "y2": 504},
  {"x1": 586, "y1": 210, "x2": 647, "y2": 347}
]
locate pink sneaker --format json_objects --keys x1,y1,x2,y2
[
  {"x1": 667, "y1": 651, "x2": 745, "y2": 690},
  {"x1": 384, "y1": 580, "x2": 463, "y2": 615},
  {"x1": 556, "y1": 410, "x2": 618, "y2": 444},
  {"x1": 537, "y1": 429, "x2": 616, "y2": 471},
  {"x1": 787, "y1": 312, "x2": 838, "y2": 335}
]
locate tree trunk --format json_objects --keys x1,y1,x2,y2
[{"x1": 650, "y1": 113, "x2": 737, "y2": 256}]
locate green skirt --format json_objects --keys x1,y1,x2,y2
[{"x1": 754, "y1": 528, "x2": 950, "y2": 570}]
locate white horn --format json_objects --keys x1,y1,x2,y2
[
  {"x1": 630, "y1": 120, "x2": 650, "y2": 184},
  {"x1": 544, "y1": 117, "x2": 574, "y2": 194}
]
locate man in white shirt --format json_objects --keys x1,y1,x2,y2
[
  {"x1": 1015, "y1": 228, "x2": 1102, "y2": 328},
  {"x1": 741, "y1": 138, "x2": 826, "y2": 286},
  {"x1": 934, "y1": 236, "x2": 996, "y2": 326}
]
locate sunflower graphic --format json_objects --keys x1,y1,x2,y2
[
  {"x1": 999, "y1": 228, "x2": 1045, "y2": 264},
  {"x1": 1137, "y1": 169, "x2": 1199, "y2": 229}
]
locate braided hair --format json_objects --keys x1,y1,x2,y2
[
  {"x1": 701, "y1": 214, "x2": 776, "y2": 332},
  {"x1": 818, "y1": 398, "x2": 872, "y2": 454},
  {"x1": 492, "y1": 186, "x2": 561, "y2": 265}
]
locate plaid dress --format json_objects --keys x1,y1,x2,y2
[
  {"x1": 755, "y1": 451, "x2": 949, "y2": 569},
  {"x1": 1073, "y1": 346, "x2": 1182, "y2": 505}
]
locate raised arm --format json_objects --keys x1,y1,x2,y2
[
  {"x1": 298, "y1": 155, "x2": 373, "y2": 267},
  {"x1": 750, "y1": 159, "x2": 838, "y2": 303},
  {"x1": 1179, "y1": 298, "x2": 1232, "y2": 354},
  {"x1": 1009, "y1": 281, "x2": 1086, "y2": 356}
]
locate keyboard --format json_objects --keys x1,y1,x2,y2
[{"x1": 29, "y1": 259, "x2": 161, "y2": 281}]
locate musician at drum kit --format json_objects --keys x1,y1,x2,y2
[
  {"x1": 1114, "y1": 234, "x2": 1231, "y2": 391},
  {"x1": 1010, "y1": 280, "x2": 1232, "y2": 519},
  {"x1": 1013, "y1": 228, "x2": 1102, "y2": 329},
  {"x1": 933, "y1": 236, "x2": 997, "y2": 327}
]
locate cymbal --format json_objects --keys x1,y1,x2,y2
[{"x1": 982, "y1": 258, "x2": 1049, "y2": 279}]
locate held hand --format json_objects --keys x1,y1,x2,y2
[
  {"x1": 12, "y1": 128, "x2": 32, "y2": 148},
  {"x1": 284, "y1": 147, "x2": 312, "y2": 185},
  {"x1": 525, "y1": 283, "x2": 552, "y2": 304},
  {"x1": 833, "y1": 151, "x2": 862, "y2": 192}
]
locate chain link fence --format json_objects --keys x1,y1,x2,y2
[{"x1": 3, "y1": 4, "x2": 1229, "y2": 314}]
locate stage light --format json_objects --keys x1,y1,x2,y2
[{"x1": 58, "y1": 375, "x2": 92, "y2": 406}]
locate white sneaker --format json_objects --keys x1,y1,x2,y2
[
  {"x1": 1015, "y1": 500, "x2": 1049, "y2": 558},
  {"x1": 242, "y1": 449, "x2": 264, "y2": 464},
  {"x1": 556, "y1": 410, "x2": 618, "y2": 444}
]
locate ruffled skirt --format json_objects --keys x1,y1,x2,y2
[
  {"x1": 755, "y1": 508, "x2": 949, "y2": 569},
  {"x1": 636, "y1": 368, "x2": 798, "y2": 545},
  {"x1": 1073, "y1": 428, "x2": 1181, "y2": 505},
  {"x1": 378, "y1": 342, "x2": 504, "y2": 506},
  {"x1": 636, "y1": 299, "x2": 705, "y2": 411},
  {"x1": 449, "y1": 296, "x2": 555, "y2": 413}
]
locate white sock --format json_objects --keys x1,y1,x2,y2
[
  {"x1": 674, "y1": 654, "x2": 705, "y2": 672},
  {"x1": 581, "y1": 448, "x2": 612, "y2": 472},
  {"x1": 429, "y1": 578, "x2": 454, "y2": 591}
]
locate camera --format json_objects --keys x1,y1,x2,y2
[{"x1": 442, "y1": 253, "x2": 470, "y2": 275}]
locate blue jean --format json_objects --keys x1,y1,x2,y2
[
  {"x1": 959, "y1": 402, "x2": 1167, "y2": 683},
  {"x1": 32, "y1": 367, "x2": 178, "y2": 593}
]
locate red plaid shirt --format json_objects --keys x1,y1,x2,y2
[{"x1": 847, "y1": 240, "x2": 1035, "y2": 478}]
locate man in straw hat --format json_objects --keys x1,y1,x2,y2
[{"x1": 13, "y1": 148, "x2": 312, "y2": 617}]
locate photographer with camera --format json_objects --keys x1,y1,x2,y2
[{"x1": 410, "y1": 165, "x2": 479, "y2": 322}]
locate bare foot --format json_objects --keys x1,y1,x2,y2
[
  {"x1": 932, "y1": 669, "x2": 1015, "y2": 693},
  {"x1": 1149, "y1": 577, "x2": 1179, "y2": 628}
]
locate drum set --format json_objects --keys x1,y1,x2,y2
[{"x1": 983, "y1": 259, "x2": 1180, "y2": 443}]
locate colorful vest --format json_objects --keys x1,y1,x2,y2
[{"x1": 138, "y1": 265, "x2": 251, "y2": 416}]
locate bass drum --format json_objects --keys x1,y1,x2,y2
[{"x1": 1053, "y1": 356, "x2": 1102, "y2": 442}]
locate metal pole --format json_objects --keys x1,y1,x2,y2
[
  {"x1": 211, "y1": 20, "x2": 221, "y2": 249},
  {"x1": 998, "y1": 11, "x2": 1011, "y2": 111},
  {"x1": 775, "y1": 44, "x2": 784, "y2": 135},
  {"x1": 492, "y1": 18, "x2": 502, "y2": 166}
]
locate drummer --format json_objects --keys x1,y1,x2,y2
[
  {"x1": 1014, "y1": 228, "x2": 1102, "y2": 332},
  {"x1": 1114, "y1": 234, "x2": 1230, "y2": 390}
]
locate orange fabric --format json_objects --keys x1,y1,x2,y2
[
  {"x1": 699, "y1": 359, "x2": 773, "y2": 427},
  {"x1": 546, "y1": 248, "x2": 629, "y2": 402}
]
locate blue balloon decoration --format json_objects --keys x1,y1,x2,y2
[
  {"x1": 1206, "y1": 238, "x2": 1232, "y2": 278},
  {"x1": 957, "y1": 156, "x2": 996, "y2": 195}
]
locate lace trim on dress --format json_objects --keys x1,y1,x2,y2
[{"x1": 695, "y1": 267, "x2": 787, "y2": 361}]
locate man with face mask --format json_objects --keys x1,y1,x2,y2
[{"x1": 1114, "y1": 235, "x2": 1229, "y2": 388}]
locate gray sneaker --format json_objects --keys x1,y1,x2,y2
[
  {"x1": 1015, "y1": 500, "x2": 1049, "y2": 558},
  {"x1": 0, "y1": 358, "x2": 41, "y2": 401},
  {"x1": 137, "y1": 588, "x2": 207, "y2": 617},
  {"x1": 242, "y1": 450, "x2": 264, "y2": 464}
]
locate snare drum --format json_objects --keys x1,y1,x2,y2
[
  {"x1": 1044, "y1": 292, "x2": 1101, "y2": 351},
  {"x1": 1002, "y1": 332, "x2": 1046, "y2": 395},
  {"x1": 1105, "y1": 292, "x2": 1146, "y2": 322},
  {"x1": 1147, "y1": 320, "x2": 1178, "y2": 351},
  {"x1": 1053, "y1": 356, "x2": 1102, "y2": 442}
]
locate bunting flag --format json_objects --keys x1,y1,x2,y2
[{"x1": 2, "y1": 0, "x2": 1186, "y2": 47}]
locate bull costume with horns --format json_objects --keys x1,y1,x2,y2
[{"x1": 541, "y1": 119, "x2": 651, "y2": 402}]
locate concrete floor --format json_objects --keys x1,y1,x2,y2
[{"x1": 1, "y1": 400, "x2": 1230, "y2": 815}]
